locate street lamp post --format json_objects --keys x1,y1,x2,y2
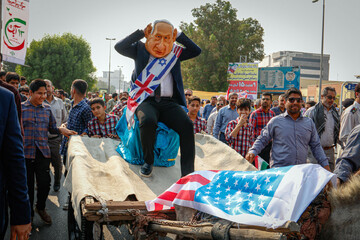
[
  {"x1": 117, "y1": 65, "x2": 123, "y2": 93},
  {"x1": 106, "y1": 38, "x2": 116, "y2": 93},
  {"x1": 312, "y1": 0, "x2": 325, "y2": 102}
]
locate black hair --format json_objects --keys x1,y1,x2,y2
[
  {"x1": 262, "y1": 92, "x2": 272, "y2": 100},
  {"x1": 236, "y1": 99, "x2": 251, "y2": 110},
  {"x1": 306, "y1": 101, "x2": 316, "y2": 107},
  {"x1": 58, "y1": 89, "x2": 65, "y2": 96},
  {"x1": 72, "y1": 79, "x2": 88, "y2": 95},
  {"x1": 20, "y1": 76, "x2": 26, "y2": 81},
  {"x1": 0, "y1": 71, "x2": 7, "y2": 78},
  {"x1": 120, "y1": 96, "x2": 128, "y2": 101},
  {"x1": 89, "y1": 97, "x2": 105, "y2": 107},
  {"x1": 112, "y1": 93, "x2": 118, "y2": 98},
  {"x1": 284, "y1": 87, "x2": 302, "y2": 100},
  {"x1": 19, "y1": 86, "x2": 30, "y2": 93},
  {"x1": 5, "y1": 72, "x2": 20, "y2": 83},
  {"x1": 188, "y1": 95, "x2": 201, "y2": 105},
  {"x1": 29, "y1": 79, "x2": 47, "y2": 92}
]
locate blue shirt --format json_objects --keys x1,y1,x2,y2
[
  {"x1": 334, "y1": 124, "x2": 360, "y2": 183},
  {"x1": 249, "y1": 112, "x2": 329, "y2": 168},
  {"x1": 60, "y1": 99, "x2": 93, "y2": 155},
  {"x1": 213, "y1": 105, "x2": 238, "y2": 138},
  {"x1": 203, "y1": 104, "x2": 216, "y2": 120},
  {"x1": 270, "y1": 106, "x2": 286, "y2": 116}
]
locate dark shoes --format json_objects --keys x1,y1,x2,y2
[
  {"x1": 36, "y1": 208, "x2": 52, "y2": 225},
  {"x1": 53, "y1": 182, "x2": 60, "y2": 192},
  {"x1": 140, "y1": 163, "x2": 153, "y2": 177}
]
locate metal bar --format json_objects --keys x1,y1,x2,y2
[{"x1": 318, "y1": 0, "x2": 325, "y2": 102}]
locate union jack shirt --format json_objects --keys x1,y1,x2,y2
[
  {"x1": 225, "y1": 118, "x2": 254, "y2": 157},
  {"x1": 249, "y1": 108, "x2": 275, "y2": 141},
  {"x1": 191, "y1": 115, "x2": 207, "y2": 134},
  {"x1": 22, "y1": 100, "x2": 59, "y2": 159},
  {"x1": 87, "y1": 114, "x2": 119, "y2": 138}
]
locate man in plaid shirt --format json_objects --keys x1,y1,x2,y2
[
  {"x1": 225, "y1": 99, "x2": 254, "y2": 157},
  {"x1": 87, "y1": 98, "x2": 119, "y2": 138},
  {"x1": 60, "y1": 80, "x2": 93, "y2": 161},
  {"x1": 187, "y1": 96, "x2": 206, "y2": 134},
  {"x1": 249, "y1": 93, "x2": 275, "y2": 163},
  {"x1": 22, "y1": 79, "x2": 76, "y2": 224}
]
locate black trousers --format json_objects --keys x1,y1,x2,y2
[
  {"x1": 136, "y1": 98, "x2": 195, "y2": 177},
  {"x1": 26, "y1": 148, "x2": 51, "y2": 216},
  {"x1": 48, "y1": 135, "x2": 62, "y2": 184}
]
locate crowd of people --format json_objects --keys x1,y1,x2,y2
[{"x1": 1, "y1": 67, "x2": 360, "y2": 239}]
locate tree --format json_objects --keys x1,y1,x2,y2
[
  {"x1": 19, "y1": 33, "x2": 96, "y2": 92},
  {"x1": 180, "y1": 0, "x2": 265, "y2": 91}
]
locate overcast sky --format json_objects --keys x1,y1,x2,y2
[{"x1": 27, "y1": 0, "x2": 360, "y2": 84}]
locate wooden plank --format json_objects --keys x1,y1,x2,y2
[{"x1": 84, "y1": 200, "x2": 147, "y2": 211}]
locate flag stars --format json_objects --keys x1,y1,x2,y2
[
  {"x1": 236, "y1": 189, "x2": 242, "y2": 195},
  {"x1": 237, "y1": 197, "x2": 243, "y2": 203},
  {"x1": 205, "y1": 191, "x2": 210, "y2": 194},
  {"x1": 242, "y1": 174, "x2": 247, "y2": 179},
  {"x1": 226, "y1": 186, "x2": 231, "y2": 192},
  {"x1": 226, "y1": 194, "x2": 231, "y2": 199},
  {"x1": 216, "y1": 190, "x2": 221, "y2": 195},
  {"x1": 216, "y1": 183, "x2": 221, "y2": 188},
  {"x1": 244, "y1": 182, "x2": 249, "y2": 189},
  {"x1": 252, "y1": 175, "x2": 258, "y2": 181},
  {"x1": 258, "y1": 201, "x2": 264, "y2": 209},
  {"x1": 267, "y1": 185, "x2": 273, "y2": 193},
  {"x1": 215, "y1": 197, "x2": 220, "y2": 201},
  {"x1": 258, "y1": 194, "x2": 266, "y2": 200},
  {"x1": 224, "y1": 177, "x2": 229, "y2": 183},
  {"x1": 247, "y1": 192, "x2": 253, "y2": 198},
  {"x1": 225, "y1": 207, "x2": 230, "y2": 211},
  {"x1": 158, "y1": 59, "x2": 167, "y2": 66},
  {"x1": 275, "y1": 170, "x2": 282, "y2": 176},
  {"x1": 234, "y1": 180, "x2": 238, "y2": 187},
  {"x1": 255, "y1": 184, "x2": 261, "y2": 191},
  {"x1": 265, "y1": 176, "x2": 271, "y2": 184}
]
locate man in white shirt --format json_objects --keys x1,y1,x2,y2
[{"x1": 44, "y1": 79, "x2": 67, "y2": 192}]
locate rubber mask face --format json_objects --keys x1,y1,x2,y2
[{"x1": 145, "y1": 22, "x2": 177, "y2": 58}]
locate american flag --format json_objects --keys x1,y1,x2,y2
[
  {"x1": 126, "y1": 44, "x2": 183, "y2": 126},
  {"x1": 146, "y1": 164, "x2": 335, "y2": 229}
]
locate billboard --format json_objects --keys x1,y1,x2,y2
[
  {"x1": 1, "y1": 0, "x2": 30, "y2": 65},
  {"x1": 259, "y1": 67, "x2": 300, "y2": 92},
  {"x1": 227, "y1": 63, "x2": 258, "y2": 99}
]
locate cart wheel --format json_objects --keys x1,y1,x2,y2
[
  {"x1": 68, "y1": 194, "x2": 81, "y2": 240},
  {"x1": 67, "y1": 194, "x2": 94, "y2": 240}
]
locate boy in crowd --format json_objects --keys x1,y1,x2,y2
[
  {"x1": 19, "y1": 86, "x2": 30, "y2": 102},
  {"x1": 5, "y1": 72, "x2": 20, "y2": 89},
  {"x1": 225, "y1": 99, "x2": 254, "y2": 157},
  {"x1": 22, "y1": 79, "x2": 76, "y2": 224},
  {"x1": 20, "y1": 76, "x2": 28, "y2": 87},
  {"x1": 87, "y1": 98, "x2": 119, "y2": 138},
  {"x1": 187, "y1": 96, "x2": 207, "y2": 134},
  {"x1": 0, "y1": 71, "x2": 6, "y2": 82}
]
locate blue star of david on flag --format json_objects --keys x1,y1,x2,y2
[{"x1": 159, "y1": 59, "x2": 167, "y2": 66}]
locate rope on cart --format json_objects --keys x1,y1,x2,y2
[{"x1": 94, "y1": 195, "x2": 109, "y2": 222}]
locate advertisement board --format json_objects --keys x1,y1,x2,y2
[
  {"x1": 227, "y1": 63, "x2": 258, "y2": 99},
  {"x1": 259, "y1": 67, "x2": 300, "y2": 92},
  {"x1": 1, "y1": 0, "x2": 30, "y2": 65}
]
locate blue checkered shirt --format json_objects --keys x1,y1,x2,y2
[{"x1": 60, "y1": 99, "x2": 93, "y2": 155}]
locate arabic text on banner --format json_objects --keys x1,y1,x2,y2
[
  {"x1": 2, "y1": 0, "x2": 30, "y2": 65},
  {"x1": 227, "y1": 63, "x2": 258, "y2": 99}
]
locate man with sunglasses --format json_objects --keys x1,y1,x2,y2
[
  {"x1": 246, "y1": 88, "x2": 330, "y2": 171},
  {"x1": 305, "y1": 87, "x2": 340, "y2": 171}
]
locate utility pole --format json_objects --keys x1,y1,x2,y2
[
  {"x1": 312, "y1": 0, "x2": 325, "y2": 102},
  {"x1": 106, "y1": 38, "x2": 116, "y2": 93}
]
